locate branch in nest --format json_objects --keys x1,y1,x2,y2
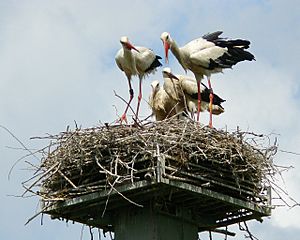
[{"x1": 19, "y1": 118, "x2": 298, "y2": 225}]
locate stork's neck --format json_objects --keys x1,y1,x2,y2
[
  {"x1": 149, "y1": 92, "x2": 155, "y2": 105},
  {"x1": 123, "y1": 47, "x2": 138, "y2": 73},
  {"x1": 170, "y1": 40, "x2": 186, "y2": 70},
  {"x1": 163, "y1": 76, "x2": 180, "y2": 101},
  {"x1": 123, "y1": 47, "x2": 134, "y2": 61},
  {"x1": 151, "y1": 89, "x2": 158, "y2": 99}
]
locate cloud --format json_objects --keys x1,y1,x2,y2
[{"x1": 0, "y1": 1, "x2": 299, "y2": 239}]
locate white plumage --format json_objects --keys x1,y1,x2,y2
[
  {"x1": 160, "y1": 31, "x2": 254, "y2": 126},
  {"x1": 115, "y1": 36, "x2": 162, "y2": 122},
  {"x1": 162, "y1": 68, "x2": 225, "y2": 119},
  {"x1": 149, "y1": 80, "x2": 177, "y2": 121}
]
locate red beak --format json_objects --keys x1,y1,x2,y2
[
  {"x1": 164, "y1": 41, "x2": 170, "y2": 64},
  {"x1": 126, "y1": 42, "x2": 140, "y2": 52},
  {"x1": 168, "y1": 72, "x2": 179, "y2": 81}
]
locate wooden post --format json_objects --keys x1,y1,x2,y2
[
  {"x1": 114, "y1": 203, "x2": 198, "y2": 240},
  {"x1": 114, "y1": 148, "x2": 198, "y2": 240}
]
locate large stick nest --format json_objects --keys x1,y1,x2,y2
[{"x1": 32, "y1": 119, "x2": 277, "y2": 205}]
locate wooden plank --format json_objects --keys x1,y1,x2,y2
[
  {"x1": 43, "y1": 180, "x2": 153, "y2": 213},
  {"x1": 160, "y1": 178, "x2": 271, "y2": 216},
  {"x1": 43, "y1": 173, "x2": 270, "y2": 231},
  {"x1": 164, "y1": 166, "x2": 256, "y2": 197}
]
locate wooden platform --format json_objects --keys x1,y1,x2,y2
[{"x1": 43, "y1": 153, "x2": 271, "y2": 236}]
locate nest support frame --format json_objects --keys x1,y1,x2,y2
[{"x1": 43, "y1": 146, "x2": 271, "y2": 239}]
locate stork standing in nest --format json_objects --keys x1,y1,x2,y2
[
  {"x1": 115, "y1": 36, "x2": 162, "y2": 123},
  {"x1": 162, "y1": 68, "x2": 225, "y2": 120},
  {"x1": 160, "y1": 31, "x2": 254, "y2": 127},
  {"x1": 149, "y1": 80, "x2": 177, "y2": 121}
]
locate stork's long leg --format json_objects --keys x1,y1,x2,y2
[
  {"x1": 207, "y1": 77, "x2": 214, "y2": 128},
  {"x1": 196, "y1": 78, "x2": 202, "y2": 122},
  {"x1": 135, "y1": 76, "x2": 143, "y2": 121},
  {"x1": 121, "y1": 77, "x2": 134, "y2": 123}
]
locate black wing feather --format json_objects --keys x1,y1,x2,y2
[
  {"x1": 202, "y1": 31, "x2": 223, "y2": 41},
  {"x1": 202, "y1": 31, "x2": 255, "y2": 69},
  {"x1": 190, "y1": 83, "x2": 225, "y2": 107},
  {"x1": 145, "y1": 55, "x2": 162, "y2": 73}
]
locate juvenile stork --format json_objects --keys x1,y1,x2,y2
[
  {"x1": 115, "y1": 36, "x2": 162, "y2": 122},
  {"x1": 160, "y1": 31, "x2": 254, "y2": 126},
  {"x1": 162, "y1": 68, "x2": 225, "y2": 121},
  {"x1": 149, "y1": 80, "x2": 177, "y2": 121}
]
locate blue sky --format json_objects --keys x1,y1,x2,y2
[{"x1": 1, "y1": 0, "x2": 300, "y2": 239}]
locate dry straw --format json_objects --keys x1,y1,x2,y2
[{"x1": 24, "y1": 118, "x2": 279, "y2": 206}]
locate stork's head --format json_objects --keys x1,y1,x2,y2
[
  {"x1": 151, "y1": 80, "x2": 160, "y2": 93},
  {"x1": 120, "y1": 36, "x2": 139, "y2": 52},
  {"x1": 162, "y1": 67, "x2": 179, "y2": 80},
  {"x1": 160, "y1": 32, "x2": 172, "y2": 64}
]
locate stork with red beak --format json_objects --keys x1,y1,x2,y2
[
  {"x1": 160, "y1": 31, "x2": 254, "y2": 127},
  {"x1": 115, "y1": 36, "x2": 162, "y2": 123}
]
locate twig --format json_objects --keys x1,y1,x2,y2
[
  {"x1": 58, "y1": 170, "x2": 78, "y2": 189},
  {"x1": 279, "y1": 149, "x2": 300, "y2": 156},
  {"x1": 80, "y1": 224, "x2": 85, "y2": 240},
  {"x1": 0, "y1": 125, "x2": 40, "y2": 180},
  {"x1": 20, "y1": 118, "x2": 299, "y2": 233},
  {"x1": 22, "y1": 162, "x2": 60, "y2": 197},
  {"x1": 109, "y1": 231, "x2": 114, "y2": 240},
  {"x1": 113, "y1": 90, "x2": 136, "y2": 117},
  {"x1": 98, "y1": 229, "x2": 101, "y2": 240},
  {"x1": 108, "y1": 177, "x2": 143, "y2": 208},
  {"x1": 101, "y1": 176, "x2": 118, "y2": 218},
  {"x1": 25, "y1": 202, "x2": 55, "y2": 225},
  {"x1": 239, "y1": 221, "x2": 259, "y2": 240},
  {"x1": 89, "y1": 226, "x2": 94, "y2": 240}
]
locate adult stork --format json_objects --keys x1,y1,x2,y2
[
  {"x1": 162, "y1": 68, "x2": 225, "y2": 120},
  {"x1": 149, "y1": 80, "x2": 177, "y2": 121},
  {"x1": 115, "y1": 36, "x2": 162, "y2": 122},
  {"x1": 160, "y1": 31, "x2": 254, "y2": 127}
]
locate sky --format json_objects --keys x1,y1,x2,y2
[{"x1": 1, "y1": 0, "x2": 300, "y2": 239}]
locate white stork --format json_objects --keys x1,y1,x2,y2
[
  {"x1": 115, "y1": 36, "x2": 162, "y2": 122},
  {"x1": 149, "y1": 80, "x2": 177, "y2": 121},
  {"x1": 160, "y1": 31, "x2": 254, "y2": 126},
  {"x1": 162, "y1": 68, "x2": 225, "y2": 120}
]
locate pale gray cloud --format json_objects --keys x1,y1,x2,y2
[{"x1": 1, "y1": 1, "x2": 299, "y2": 239}]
